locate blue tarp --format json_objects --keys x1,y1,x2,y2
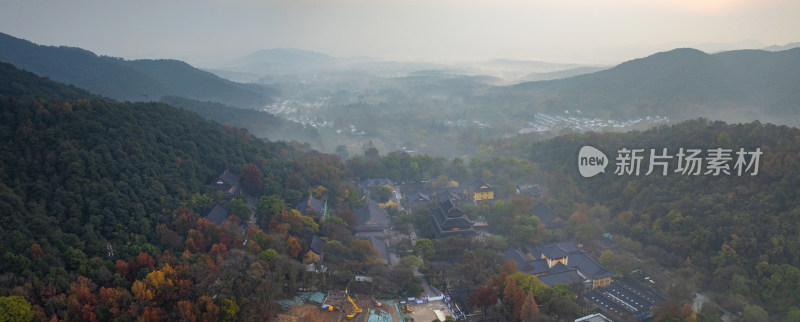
[
  {"x1": 367, "y1": 309, "x2": 393, "y2": 322},
  {"x1": 277, "y1": 292, "x2": 327, "y2": 310}
]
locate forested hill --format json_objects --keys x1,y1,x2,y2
[
  {"x1": 2, "y1": 61, "x2": 266, "y2": 252},
  {"x1": 0, "y1": 61, "x2": 378, "y2": 320},
  {"x1": 0, "y1": 32, "x2": 275, "y2": 108},
  {"x1": 497, "y1": 48, "x2": 800, "y2": 125},
  {"x1": 509, "y1": 119, "x2": 800, "y2": 312},
  {"x1": 1, "y1": 59, "x2": 316, "y2": 265},
  {"x1": 160, "y1": 96, "x2": 321, "y2": 145}
]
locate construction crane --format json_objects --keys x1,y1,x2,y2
[{"x1": 345, "y1": 294, "x2": 362, "y2": 320}]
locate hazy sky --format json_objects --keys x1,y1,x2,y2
[{"x1": 1, "y1": 0, "x2": 799, "y2": 65}]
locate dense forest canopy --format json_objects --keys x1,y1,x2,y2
[
  {"x1": 483, "y1": 119, "x2": 800, "y2": 314},
  {"x1": 0, "y1": 62, "x2": 370, "y2": 320},
  {"x1": 2, "y1": 40, "x2": 800, "y2": 319},
  {"x1": 0, "y1": 61, "x2": 590, "y2": 321}
]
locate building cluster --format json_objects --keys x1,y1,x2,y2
[
  {"x1": 204, "y1": 169, "x2": 243, "y2": 225},
  {"x1": 300, "y1": 178, "x2": 397, "y2": 268},
  {"x1": 503, "y1": 241, "x2": 664, "y2": 320},
  {"x1": 503, "y1": 241, "x2": 612, "y2": 291},
  {"x1": 351, "y1": 178, "x2": 400, "y2": 265},
  {"x1": 583, "y1": 281, "x2": 665, "y2": 320},
  {"x1": 405, "y1": 179, "x2": 497, "y2": 238},
  {"x1": 202, "y1": 170, "x2": 665, "y2": 320}
]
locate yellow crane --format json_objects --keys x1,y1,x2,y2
[{"x1": 345, "y1": 294, "x2": 362, "y2": 320}]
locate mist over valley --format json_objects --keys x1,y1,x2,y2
[{"x1": 1, "y1": 3, "x2": 800, "y2": 318}]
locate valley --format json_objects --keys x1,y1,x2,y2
[{"x1": 0, "y1": 28, "x2": 799, "y2": 321}]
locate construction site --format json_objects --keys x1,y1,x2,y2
[
  {"x1": 275, "y1": 290, "x2": 454, "y2": 322},
  {"x1": 276, "y1": 290, "x2": 400, "y2": 322}
]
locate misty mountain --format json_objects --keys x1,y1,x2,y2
[
  {"x1": 0, "y1": 32, "x2": 275, "y2": 108},
  {"x1": 237, "y1": 48, "x2": 333, "y2": 66},
  {"x1": 522, "y1": 66, "x2": 608, "y2": 82},
  {"x1": 485, "y1": 58, "x2": 585, "y2": 72},
  {"x1": 690, "y1": 39, "x2": 763, "y2": 53},
  {"x1": 762, "y1": 42, "x2": 800, "y2": 52},
  {"x1": 498, "y1": 48, "x2": 800, "y2": 125},
  {"x1": 160, "y1": 96, "x2": 320, "y2": 144},
  {"x1": 215, "y1": 48, "x2": 340, "y2": 78},
  {"x1": 217, "y1": 48, "x2": 600, "y2": 84}
]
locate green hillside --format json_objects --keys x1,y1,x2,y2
[
  {"x1": 496, "y1": 48, "x2": 800, "y2": 125},
  {"x1": 484, "y1": 119, "x2": 800, "y2": 314},
  {"x1": 0, "y1": 62, "x2": 365, "y2": 320},
  {"x1": 0, "y1": 32, "x2": 274, "y2": 108},
  {"x1": 160, "y1": 96, "x2": 320, "y2": 145},
  {"x1": 0, "y1": 61, "x2": 280, "y2": 255}
]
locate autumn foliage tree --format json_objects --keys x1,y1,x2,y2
[
  {"x1": 513, "y1": 288, "x2": 526, "y2": 319},
  {"x1": 370, "y1": 186, "x2": 393, "y2": 203},
  {"x1": 177, "y1": 300, "x2": 197, "y2": 322},
  {"x1": 0, "y1": 66, "x2": 380, "y2": 322},
  {"x1": 336, "y1": 208, "x2": 358, "y2": 229},
  {"x1": 172, "y1": 206, "x2": 198, "y2": 235},
  {"x1": 468, "y1": 286, "x2": 497, "y2": 317},
  {"x1": 0, "y1": 296, "x2": 35, "y2": 321},
  {"x1": 519, "y1": 291, "x2": 540, "y2": 321},
  {"x1": 503, "y1": 276, "x2": 519, "y2": 319},
  {"x1": 240, "y1": 163, "x2": 264, "y2": 193},
  {"x1": 30, "y1": 243, "x2": 44, "y2": 258},
  {"x1": 198, "y1": 296, "x2": 220, "y2": 322},
  {"x1": 286, "y1": 236, "x2": 302, "y2": 258},
  {"x1": 653, "y1": 300, "x2": 694, "y2": 321}
]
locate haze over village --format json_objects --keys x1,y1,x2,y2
[{"x1": 1, "y1": 0, "x2": 799, "y2": 321}]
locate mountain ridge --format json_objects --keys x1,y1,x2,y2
[
  {"x1": 0, "y1": 32, "x2": 275, "y2": 108},
  {"x1": 237, "y1": 48, "x2": 333, "y2": 65},
  {"x1": 501, "y1": 47, "x2": 800, "y2": 125}
]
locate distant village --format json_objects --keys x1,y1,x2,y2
[
  {"x1": 202, "y1": 169, "x2": 665, "y2": 321},
  {"x1": 519, "y1": 112, "x2": 670, "y2": 134}
]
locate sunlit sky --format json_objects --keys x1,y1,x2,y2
[{"x1": 1, "y1": 0, "x2": 798, "y2": 66}]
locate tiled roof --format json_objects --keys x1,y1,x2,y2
[
  {"x1": 366, "y1": 236, "x2": 391, "y2": 265},
  {"x1": 521, "y1": 259, "x2": 551, "y2": 275},
  {"x1": 468, "y1": 179, "x2": 493, "y2": 192},
  {"x1": 205, "y1": 203, "x2": 229, "y2": 225},
  {"x1": 430, "y1": 216, "x2": 477, "y2": 238},
  {"x1": 208, "y1": 170, "x2": 243, "y2": 199},
  {"x1": 438, "y1": 199, "x2": 465, "y2": 217},
  {"x1": 503, "y1": 241, "x2": 614, "y2": 290},
  {"x1": 355, "y1": 198, "x2": 388, "y2": 229},
  {"x1": 569, "y1": 253, "x2": 613, "y2": 279},
  {"x1": 297, "y1": 194, "x2": 326, "y2": 216},
  {"x1": 435, "y1": 186, "x2": 464, "y2": 200},
  {"x1": 532, "y1": 203, "x2": 563, "y2": 228},
  {"x1": 536, "y1": 244, "x2": 569, "y2": 259},
  {"x1": 538, "y1": 270, "x2": 586, "y2": 287},
  {"x1": 432, "y1": 207, "x2": 473, "y2": 230},
  {"x1": 556, "y1": 241, "x2": 581, "y2": 254},
  {"x1": 502, "y1": 248, "x2": 530, "y2": 270},
  {"x1": 309, "y1": 234, "x2": 322, "y2": 255},
  {"x1": 219, "y1": 170, "x2": 241, "y2": 186},
  {"x1": 409, "y1": 192, "x2": 430, "y2": 204},
  {"x1": 549, "y1": 262, "x2": 572, "y2": 274}
]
